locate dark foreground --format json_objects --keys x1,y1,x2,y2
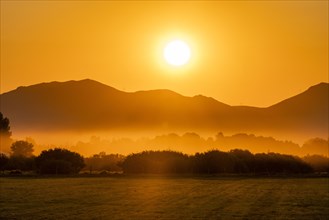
[{"x1": 0, "y1": 177, "x2": 328, "y2": 219}]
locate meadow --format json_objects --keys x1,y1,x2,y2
[{"x1": 0, "y1": 176, "x2": 328, "y2": 219}]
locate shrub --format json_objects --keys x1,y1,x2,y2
[{"x1": 35, "y1": 148, "x2": 85, "y2": 174}]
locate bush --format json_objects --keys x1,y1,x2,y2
[
  {"x1": 121, "y1": 150, "x2": 190, "y2": 174},
  {"x1": 36, "y1": 148, "x2": 85, "y2": 174}
]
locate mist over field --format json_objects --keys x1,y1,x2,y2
[
  {"x1": 9, "y1": 132, "x2": 325, "y2": 158},
  {"x1": 1, "y1": 80, "x2": 328, "y2": 157}
]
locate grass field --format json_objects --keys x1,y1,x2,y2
[{"x1": 0, "y1": 176, "x2": 328, "y2": 219}]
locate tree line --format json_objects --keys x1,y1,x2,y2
[
  {"x1": 120, "y1": 150, "x2": 316, "y2": 174},
  {"x1": 72, "y1": 132, "x2": 329, "y2": 156},
  {"x1": 1, "y1": 112, "x2": 328, "y2": 175},
  {"x1": 1, "y1": 140, "x2": 329, "y2": 175},
  {"x1": 0, "y1": 140, "x2": 84, "y2": 174}
]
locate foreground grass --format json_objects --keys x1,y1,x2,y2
[{"x1": 0, "y1": 177, "x2": 328, "y2": 219}]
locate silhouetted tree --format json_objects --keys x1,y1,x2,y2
[
  {"x1": 11, "y1": 140, "x2": 34, "y2": 157},
  {"x1": 229, "y1": 149, "x2": 254, "y2": 173},
  {"x1": 0, "y1": 112, "x2": 11, "y2": 136},
  {"x1": 1, "y1": 141, "x2": 37, "y2": 171},
  {"x1": 253, "y1": 153, "x2": 312, "y2": 174},
  {"x1": 6, "y1": 156, "x2": 36, "y2": 171},
  {"x1": 192, "y1": 150, "x2": 235, "y2": 174},
  {"x1": 0, "y1": 112, "x2": 12, "y2": 153},
  {"x1": 35, "y1": 148, "x2": 85, "y2": 174},
  {"x1": 84, "y1": 152, "x2": 125, "y2": 173},
  {"x1": 0, "y1": 153, "x2": 9, "y2": 171},
  {"x1": 121, "y1": 150, "x2": 190, "y2": 174}
]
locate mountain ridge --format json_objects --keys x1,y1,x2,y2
[
  {"x1": 0, "y1": 79, "x2": 328, "y2": 140},
  {"x1": 4, "y1": 79, "x2": 327, "y2": 108}
]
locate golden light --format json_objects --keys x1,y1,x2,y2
[{"x1": 163, "y1": 40, "x2": 191, "y2": 66}]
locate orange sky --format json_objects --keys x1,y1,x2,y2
[{"x1": 1, "y1": 1, "x2": 328, "y2": 107}]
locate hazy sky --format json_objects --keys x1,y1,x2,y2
[{"x1": 1, "y1": 1, "x2": 328, "y2": 107}]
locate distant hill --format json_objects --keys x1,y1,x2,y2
[{"x1": 0, "y1": 79, "x2": 328, "y2": 139}]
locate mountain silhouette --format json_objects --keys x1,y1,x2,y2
[{"x1": 0, "y1": 79, "x2": 328, "y2": 139}]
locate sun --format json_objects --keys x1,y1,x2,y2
[{"x1": 163, "y1": 40, "x2": 191, "y2": 66}]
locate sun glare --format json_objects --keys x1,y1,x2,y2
[{"x1": 163, "y1": 40, "x2": 191, "y2": 66}]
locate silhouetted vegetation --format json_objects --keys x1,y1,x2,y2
[
  {"x1": 0, "y1": 153, "x2": 9, "y2": 171},
  {"x1": 1, "y1": 147, "x2": 325, "y2": 175},
  {"x1": 11, "y1": 140, "x2": 34, "y2": 157},
  {"x1": 83, "y1": 152, "x2": 124, "y2": 173},
  {"x1": 0, "y1": 112, "x2": 12, "y2": 153},
  {"x1": 35, "y1": 148, "x2": 85, "y2": 174},
  {"x1": 72, "y1": 133, "x2": 328, "y2": 157},
  {"x1": 192, "y1": 150, "x2": 235, "y2": 173},
  {"x1": 0, "y1": 140, "x2": 36, "y2": 172},
  {"x1": 301, "y1": 138, "x2": 329, "y2": 156},
  {"x1": 5, "y1": 156, "x2": 36, "y2": 171},
  {"x1": 252, "y1": 153, "x2": 312, "y2": 174},
  {"x1": 303, "y1": 155, "x2": 329, "y2": 172},
  {"x1": 0, "y1": 112, "x2": 11, "y2": 137},
  {"x1": 121, "y1": 151, "x2": 190, "y2": 174},
  {"x1": 121, "y1": 150, "x2": 313, "y2": 174}
]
